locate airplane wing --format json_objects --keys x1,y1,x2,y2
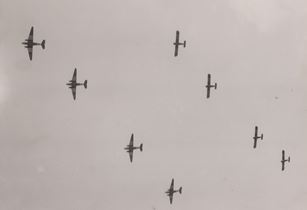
[
  {"x1": 27, "y1": 47, "x2": 33, "y2": 61},
  {"x1": 129, "y1": 150, "x2": 133, "y2": 162},
  {"x1": 175, "y1": 31, "x2": 180, "y2": 43},
  {"x1": 72, "y1": 68, "x2": 77, "y2": 83},
  {"x1": 170, "y1": 179, "x2": 174, "y2": 191},
  {"x1": 28, "y1": 27, "x2": 34, "y2": 42},
  {"x1": 206, "y1": 86, "x2": 210, "y2": 98},
  {"x1": 282, "y1": 161, "x2": 285, "y2": 171},
  {"x1": 206, "y1": 74, "x2": 211, "y2": 98},
  {"x1": 129, "y1": 133, "x2": 134, "y2": 147},
  {"x1": 174, "y1": 45, "x2": 179, "y2": 57},
  {"x1": 207, "y1": 74, "x2": 211, "y2": 86},
  {"x1": 174, "y1": 31, "x2": 180, "y2": 57},
  {"x1": 71, "y1": 87, "x2": 76, "y2": 100},
  {"x1": 169, "y1": 193, "x2": 173, "y2": 204},
  {"x1": 281, "y1": 150, "x2": 285, "y2": 170}
]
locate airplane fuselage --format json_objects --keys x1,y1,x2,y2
[
  {"x1": 173, "y1": 41, "x2": 185, "y2": 46},
  {"x1": 206, "y1": 84, "x2": 215, "y2": 89},
  {"x1": 166, "y1": 188, "x2": 181, "y2": 197},
  {"x1": 125, "y1": 145, "x2": 140, "y2": 152},
  {"x1": 253, "y1": 136, "x2": 261, "y2": 140},
  {"x1": 281, "y1": 157, "x2": 290, "y2": 164},
  {"x1": 66, "y1": 81, "x2": 84, "y2": 88},
  {"x1": 22, "y1": 40, "x2": 40, "y2": 48}
]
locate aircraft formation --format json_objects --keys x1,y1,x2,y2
[{"x1": 23, "y1": 27, "x2": 291, "y2": 205}]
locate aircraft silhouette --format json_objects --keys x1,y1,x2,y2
[
  {"x1": 281, "y1": 150, "x2": 290, "y2": 171},
  {"x1": 124, "y1": 133, "x2": 143, "y2": 162},
  {"x1": 66, "y1": 68, "x2": 87, "y2": 100},
  {"x1": 173, "y1": 30, "x2": 186, "y2": 57},
  {"x1": 205, "y1": 74, "x2": 217, "y2": 98},
  {"x1": 22, "y1": 26, "x2": 45, "y2": 60},
  {"x1": 165, "y1": 178, "x2": 182, "y2": 204},
  {"x1": 253, "y1": 126, "x2": 263, "y2": 149}
]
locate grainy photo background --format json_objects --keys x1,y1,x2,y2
[{"x1": 0, "y1": 0, "x2": 307, "y2": 209}]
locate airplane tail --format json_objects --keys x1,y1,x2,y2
[
  {"x1": 139, "y1": 144, "x2": 143, "y2": 152},
  {"x1": 41, "y1": 40, "x2": 46, "y2": 49},
  {"x1": 84, "y1": 80, "x2": 88, "y2": 89},
  {"x1": 261, "y1": 134, "x2": 264, "y2": 140},
  {"x1": 288, "y1": 157, "x2": 290, "y2": 162},
  {"x1": 214, "y1": 83, "x2": 217, "y2": 89},
  {"x1": 179, "y1": 187, "x2": 182, "y2": 194},
  {"x1": 183, "y1": 40, "x2": 186, "y2": 48}
]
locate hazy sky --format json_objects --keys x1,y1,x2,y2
[{"x1": 0, "y1": 0, "x2": 307, "y2": 210}]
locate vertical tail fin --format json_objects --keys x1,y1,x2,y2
[
  {"x1": 139, "y1": 144, "x2": 143, "y2": 152},
  {"x1": 179, "y1": 187, "x2": 182, "y2": 194},
  {"x1": 41, "y1": 40, "x2": 45, "y2": 49},
  {"x1": 183, "y1": 40, "x2": 186, "y2": 48},
  {"x1": 84, "y1": 80, "x2": 88, "y2": 89}
]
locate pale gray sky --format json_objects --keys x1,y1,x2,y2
[{"x1": 0, "y1": 0, "x2": 307, "y2": 210}]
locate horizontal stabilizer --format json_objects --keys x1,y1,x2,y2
[
  {"x1": 261, "y1": 134, "x2": 263, "y2": 140},
  {"x1": 179, "y1": 187, "x2": 182, "y2": 194},
  {"x1": 140, "y1": 144, "x2": 143, "y2": 152},
  {"x1": 84, "y1": 80, "x2": 88, "y2": 89},
  {"x1": 183, "y1": 40, "x2": 186, "y2": 48},
  {"x1": 41, "y1": 40, "x2": 45, "y2": 49}
]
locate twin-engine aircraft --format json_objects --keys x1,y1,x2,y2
[
  {"x1": 165, "y1": 178, "x2": 182, "y2": 204},
  {"x1": 22, "y1": 27, "x2": 45, "y2": 60},
  {"x1": 281, "y1": 150, "x2": 290, "y2": 171},
  {"x1": 66, "y1": 68, "x2": 87, "y2": 100},
  {"x1": 173, "y1": 30, "x2": 186, "y2": 57},
  {"x1": 253, "y1": 126, "x2": 263, "y2": 149},
  {"x1": 125, "y1": 133, "x2": 143, "y2": 162},
  {"x1": 205, "y1": 74, "x2": 217, "y2": 98}
]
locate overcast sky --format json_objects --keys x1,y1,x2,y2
[{"x1": 0, "y1": 0, "x2": 307, "y2": 210}]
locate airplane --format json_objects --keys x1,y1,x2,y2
[
  {"x1": 205, "y1": 74, "x2": 217, "y2": 98},
  {"x1": 253, "y1": 126, "x2": 263, "y2": 149},
  {"x1": 124, "y1": 133, "x2": 143, "y2": 162},
  {"x1": 173, "y1": 30, "x2": 186, "y2": 57},
  {"x1": 66, "y1": 68, "x2": 87, "y2": 100},
  {"x1": 165, "y1": 178, "x2": 182, "y2": 204},
  {"x1": 281, "y1": 150, "x2": 290, "y2": 171},
  {"x1": 22, "y1": 26, "x2": 45, "y2": 60}
]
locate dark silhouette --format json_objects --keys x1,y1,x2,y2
[
  {"x1": 205, "y1": 74, "x2": 217, "y2": 98},
  {"x1": 253, "y1": 126, "x2": 263, "y2": 149},
  {"x1": 66, "y1": 68, "x2": 87, "y2": 100},
  {"x1": 173, "y1": 30, "x2": 186, "y2": 57},
  {"x1": 281, "y1": 150, "x2": 290, "y2": 171},
  {"x1": 22, "y1": 26, "x2": 45, "y2": 60},
  {"x1": 124, "y1": 133, "x2": 143, "y2": 162},
  {"x1": 165, "y1": 178, "x2": 182, "y2": 204}
]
